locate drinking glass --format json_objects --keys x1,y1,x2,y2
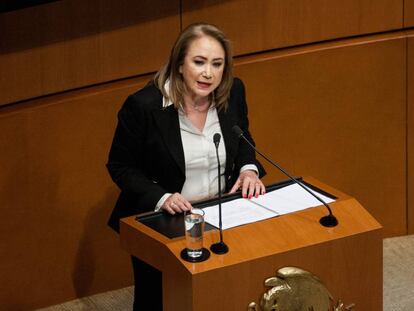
[{"x1": 184, "y1": 208, "x2": 205, "y2": 258}]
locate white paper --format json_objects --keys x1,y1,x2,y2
[{"x1": 203, "y1": 183, "x2": 335, "y2": 230}]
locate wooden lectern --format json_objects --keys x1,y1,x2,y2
[{"x1": 120, "y1": 177, "x2": 382, "y2": 310}]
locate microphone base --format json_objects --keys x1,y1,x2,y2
[
  {"x1": 210, "y1": 241, "x2": 229, "y2": 254},
  {"x1": 319, "y1": 215, "x2": 338, "y2": 227}
]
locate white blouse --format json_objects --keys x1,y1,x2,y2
[
  {"x1": 178, "y1": 106, "x2": 227, "y2": 201},
  {"x1": 155, "y1": 87, "x2": 257, "y2": 210}
]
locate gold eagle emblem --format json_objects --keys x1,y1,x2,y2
[{"x1": 248, "y1": 267, "x2": 354, "y2": 311}]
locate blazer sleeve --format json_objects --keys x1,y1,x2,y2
[{"x1": 106, "y1": 94, "x2": 167, "y2": 211}]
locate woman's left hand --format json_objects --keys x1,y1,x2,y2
[{"x1": 229, "y1": 170, "x2": 266, "y2": 198}]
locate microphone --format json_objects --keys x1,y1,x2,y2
[
  {"x1": 210, "y1": 133, "x2": 229, "y2": 254},
  {"x1": 213, "y1": 133, "x2": 221, "y2": 148},
  {"x1": 232, "y1": 125, "x2": 338, "y2": 227}
]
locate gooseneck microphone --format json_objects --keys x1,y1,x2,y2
[
  {"x1": 232, "y1": 125, "x2": 338, "y2": 227},
  {"x1": 210, "y1": 133, "x2": 229, "y2": 254}
]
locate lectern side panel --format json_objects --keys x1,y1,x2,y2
[
  {"x1": 120, "y1": 218, "x2": 173, "y2": 271},
  {"x1": 163, "y1": 266, "x2": 193, "y2": 311},
  {"x1": 189, "y1": 228, "x2": 382, "y2": 310}
]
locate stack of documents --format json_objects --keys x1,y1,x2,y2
[{"x1": 203, "y1": 183, "x2": 335, "y2": 230}]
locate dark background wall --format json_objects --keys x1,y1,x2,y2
[{"x1": 0, "y1": 0, "x2": 412, "y2": 309}]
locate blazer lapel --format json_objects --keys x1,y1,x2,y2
[
  {"x1": 152, "y1": 105, "x2": 239, "y2": 184},
  {"x1": 218, "y1": 108, "x2": 238, "y2": 182},
  {"x1": 152, "y1": 105, "x2": 186, "y2": 176}
]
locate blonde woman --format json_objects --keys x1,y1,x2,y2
[{"x1": 107, "y1": 23, "x2": 266, "y2": 310}]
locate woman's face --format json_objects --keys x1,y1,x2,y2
[{"x1": 179, "y1": 35, "x2": 225, "y2": 102}]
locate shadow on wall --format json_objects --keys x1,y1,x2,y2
[
  {"x1": 0, "y1": 0, "x2": 229, "y2": 55},
  {"x1": 72, "y1": 187, "x2": 130, "y2": 298},
  {"x1": 0, "y1": 0, "x2": 178, "y2": 54}
]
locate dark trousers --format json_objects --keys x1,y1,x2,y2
[{"x1": 131, "y1": 256, "x2": 163, "y2": 311}]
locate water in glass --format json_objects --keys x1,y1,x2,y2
[{"x1": 185, "y1": 210, "x2": 205, "y2": 258}]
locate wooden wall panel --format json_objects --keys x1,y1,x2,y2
[
  {"x1": 234, "y1": 34, "x2": 406, "y2": 237},
  {"x1": 405, "y1": 0, "x2": 414, "y2": 27},
  {"x1": 408, "y1": 31, "x2": 414, "y2": 234},
  {"x1": 0, "y1": 1, "x2": 410, "y2": 309},
  {"x1": 0, "y1": 76, "x2": 150, "y2": 309},
  {"x1": 182, "y1": 0, "x2": 402, "y2": 56},
  {"x1": 0, "y1": 0, "x2": 180, "y2": 106}
]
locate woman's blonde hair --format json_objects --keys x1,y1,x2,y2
[{"x1": 154, "y1": 23, "x2": 233, "y2": 110}]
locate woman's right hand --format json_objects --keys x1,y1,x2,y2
[{"x1": 161, "y1": 192, "x2": 192, "y2": 215}]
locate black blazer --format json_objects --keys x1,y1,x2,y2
[{"x1": 107, "y1": 78, "x2": 265, "y2": 232}]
